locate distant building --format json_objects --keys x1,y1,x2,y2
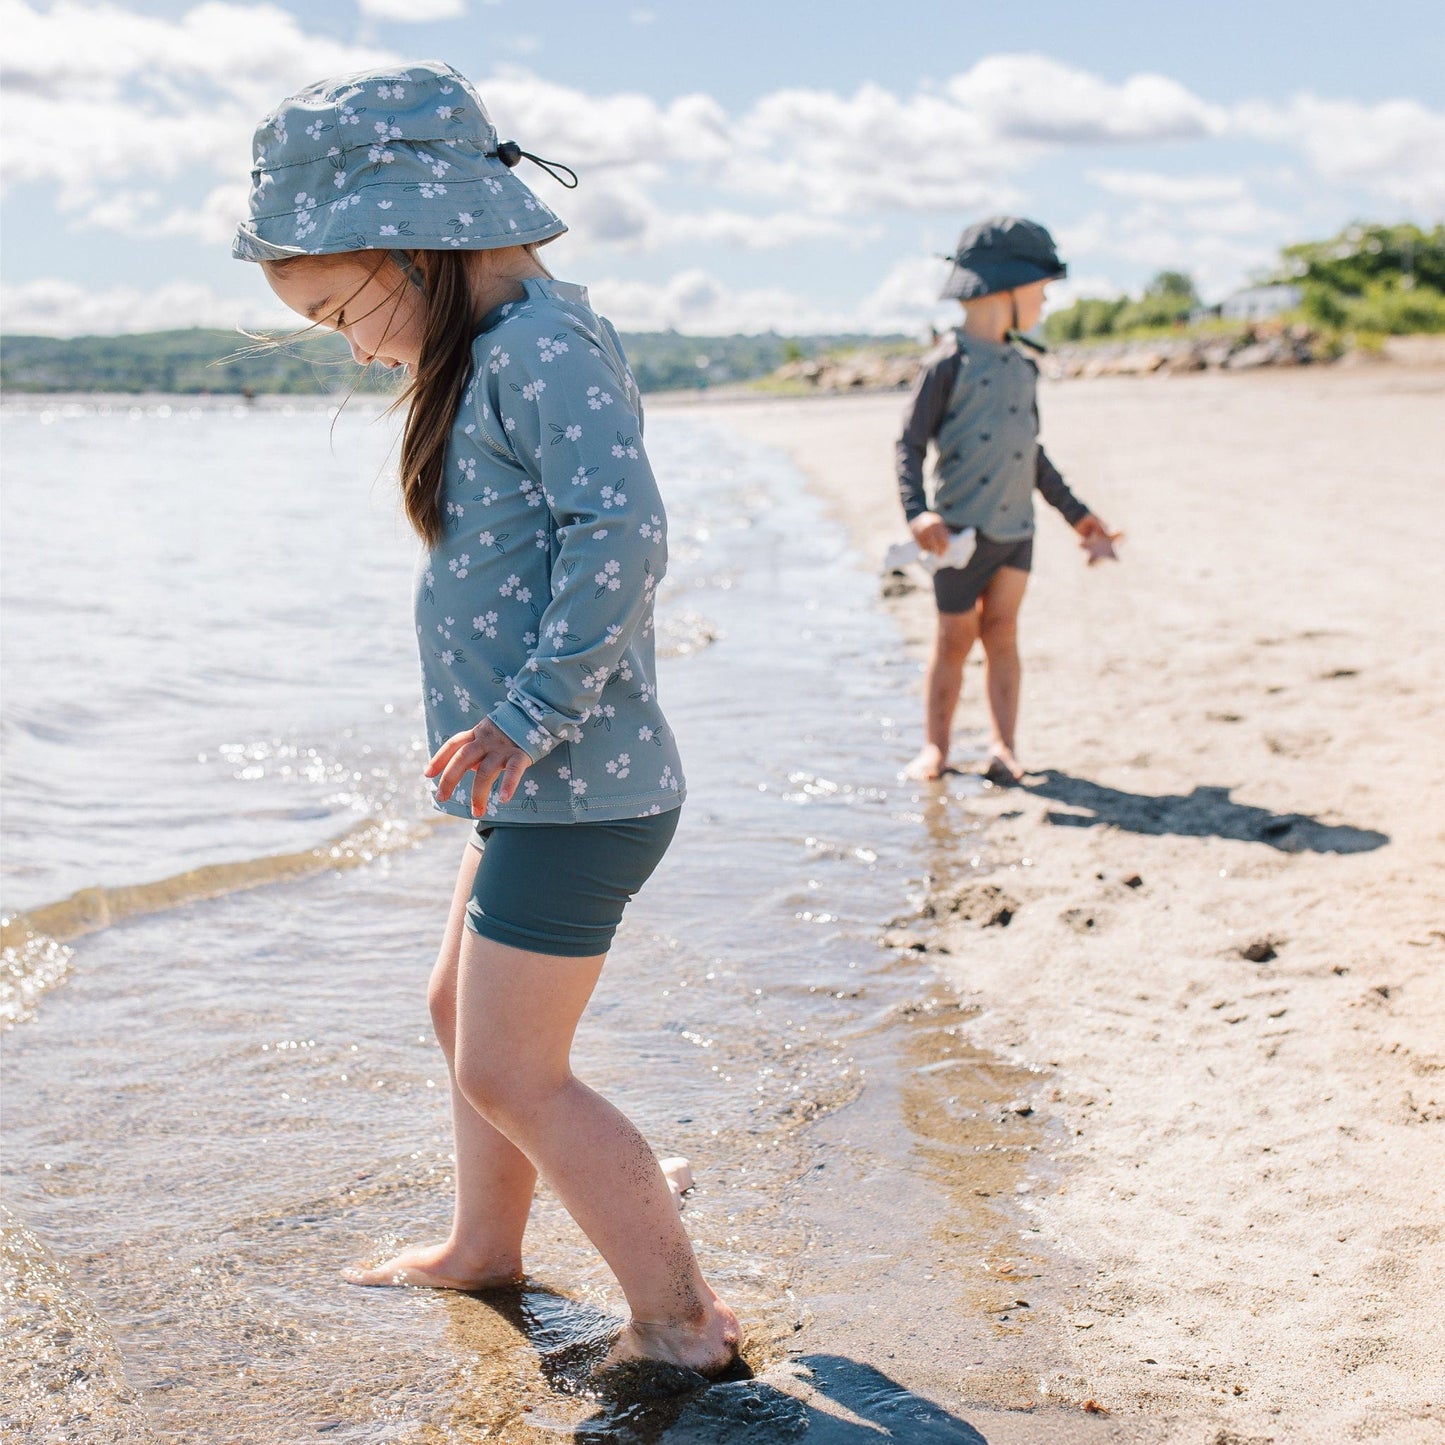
[{"x1": 1220, "y1": 284, "x2": 1303, "y2": 322}]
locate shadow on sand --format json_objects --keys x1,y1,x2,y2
[
  {"x1": 566, "y1": 1352, "x2": 990, "y2": 1444},
  {"x1": 1024, "y1": 770, "x2": 1388, "y2": 854}
]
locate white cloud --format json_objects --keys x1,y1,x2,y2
[
  {"x1": 949, "y1": 54, "x2": 1225, "y2": 144},
  {"x1": 0, "y1": 0, "x2": 395, "y2": 209},
  {"x1": 1233, "y1": 94, "x2": 1445, "y2": 212},
  {"x1": 1, "y1": 277, "x2": 291, "y2": 335},
  {"x1": 1087, "y1": 170, "x2": 1248, "y2": 205},
  {"x1": 356, "y1": 0, "x2": 464, "y2": 17}
]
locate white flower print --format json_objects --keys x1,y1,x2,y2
[
  {"x1": 488, "y1": 346, "x2": 510, "y2": 373},
  {"x1": 339, "y1": 104, "x2": 361, "y2": 126},
  {"x1": 457, "y1": 211, "x2": 473, "y2": 226},
  {"x1": 471, "y1": 611, "x2": 498, "y2": 639},
  {"x1": 536, "y1": 334, "x2": 570, "y2": 362},
  {"x1": 600, "y1": 485, "x2": 627, "y2": 510},
  {"x1": 380, "y1": 224, "x2": 399, "y2": 236},
  {"x1": 503, "y1": 416, "x2": 517, "y2": 433},
  {"x1": 368, "y1": 146, "x2": 395, "y2": 165},
  {"x1": 453, "y1": 685, "x2": 472, "y2": 714},
  {"x1": 449, "y1": 553, "x2": 471, "y2": 579},
  {"x1": 570, "y1": 777, "x2": 588, "y2": 797},
  {"x1": 660, "y1": 765, "x2": 678, "y2": 791},
  {"x1": 417, "y1": 182, "x2": 447, "y2": 199},
  {"x1": 376, "y1": 199, "x2": 393, "y2": 210},
  {"x1": 477, "y1": 529, "x2": 506, "y2": 552},
  {"x1": 638, "y1": 726, "x2": 655, "y2": 743},
  {"x1": 565, "y1": 424, "x2": 582, "y2": 441},
  {"x1": 374, "y1": 118, "x2": 404, "y2": 139},
  {"x1": 544, "y1": 618, "x2": 570, "y2": 645},
  {"x1": 458, "y1": 456, "x2": 476, "y2": 482},
  {"x1": 429, "y1": 687, "x2": 443, "y2": 707},
  {"x1": 608, "y1": 626, "x2": 626, "y2": 649},
  {"x1": 376, "y1": 83, "x2": 406, "y2": 100},
  {"x1": 611, "y1": 432, "x2": 639, "y2": 459},
  {"x1": 594, "y1": 558, "x2": 621, "y2": 594},
  {"x1": 520, "y1": 379, "x2": 546, "y2": 402},
  {"x1": 586, "y1": 386, "x2": 614, "y2": 410},
  {"x1": 484, "y1": 177, "x2": 504, "y2": 195},
  {"x1": 440, "y1": 649, "x2": 456, "y2": 666},
  {"x1": 524, "y1": 779, "x2": 539, "y2": 797},
  {"x1": 429, "y1": 159, "x2": 451, "y2": 179},
  {"x1": 446, "y1": 500, "x2": 465, "y2": 521},
  {"x1": 571, "y1": 465, "x2": 598, "y2": 487},
  {"x1": 557, "y1": 765, "x2": 571, "y2": 782},
  {"x1": 476, "y1": 486, "x2": 499, "y2": 506},
  {"x1": 582, "y1": 666, "x2": 609, "y2": 692},
  {"x1": 605, "y1": 752, "x2": 632, "y2": 779},
  {"x1": 499, "y1": 573, "x2": 521, "y2": 597},
  {"x1": 534, "y1": 528, "x2": 549, "y2": 550},
  {"x1": 639, "y1": 515, "x2": 663, "y2": 542}
]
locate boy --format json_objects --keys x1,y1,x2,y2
[{"x1": 896, "y1": 216, "x2": 1120, "y2": 783}]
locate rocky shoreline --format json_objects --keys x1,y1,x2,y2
[{"x1": 764, "y1": 328, "x2": 1445, "y2": 393}]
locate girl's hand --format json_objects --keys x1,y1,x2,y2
[
  {"x1": 426, "y1": 720, "x2": 533, "y2": 817},
  {"x1": 909, "y1": 511, "x2": 952, "y2": 557},
  {"x1": 1075, "y1": 513, "x2": 1123, "y2": 565}
]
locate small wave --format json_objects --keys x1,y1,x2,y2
[{"x1": 0, "y1": 814, "x2": 442, "y2": 1029}]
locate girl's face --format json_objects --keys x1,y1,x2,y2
[
  {"x1": 265, "y1": 254, "x2": 425, "y2": 372},
  {"x1": 1013, "y1": 279, "x2": 1049, "y2": 332}
]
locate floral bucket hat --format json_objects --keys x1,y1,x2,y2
[
  {"x1": 940, "y1": 216, "x2": 1066, "y2": 300},
  {"x1": 233, "y1": 60, "x2": 568, "y2": 262}
]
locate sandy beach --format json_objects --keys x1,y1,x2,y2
[{"x1": 673, "y1": 364, "x2": 1445, "y2": 1442}]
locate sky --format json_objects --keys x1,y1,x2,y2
[{"x1": 3, "y1": 0, "x2": 1443, "y2": 337}]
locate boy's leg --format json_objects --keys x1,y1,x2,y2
[
  {"x1": 905, "y1": 608, "x2": 980, "y2": 780},
  {"x1": 977, "y1": 565, "x2": 1030, "y2": 780},
  {"x1": 344, "y1": 840, "x2": 537, "y2": 1288}
]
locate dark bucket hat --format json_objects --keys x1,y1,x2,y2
[
  {"x1": 233, "y1": 60, "x2": 567, "y2": 262},
  {"x1": 940, "y1": 216, "x2": 1067, "y2": 301}
]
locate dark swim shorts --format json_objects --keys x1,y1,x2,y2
[
  {"x1": 932, "y1": 532, "x2": 1033, "y2": 614},
  {"x1": 465, "y1": 808, "x2": 681, "y2": 957}
]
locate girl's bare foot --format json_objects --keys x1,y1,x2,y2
[
  {"x1": 601, "y1": 1294, "x2": 742, "y2": 1379},
  {"x1": 660, "y1": 1156, "x2": 694, "y2": 1208},
  {"x1": 342, "y1": 1241, "x2": 523, "y2": 1289},
  {"x1": 903, "y1": 743, "x2": 949, "y2": 781}
]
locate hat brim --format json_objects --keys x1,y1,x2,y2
[
  {"x1": 940, "y1": 257, "x2": 1067, "y2": 301},
  {"x1": 233, "y1": 164, "x2": 566, "y2": 262}
]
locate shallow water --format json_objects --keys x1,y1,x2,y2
[{"x1": 2, "y1": 399, "x2": 1083, "y2": 1442}]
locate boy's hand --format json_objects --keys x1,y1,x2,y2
[
  {"x1": 909, "y1": 511, "x2": 951, "y2": 557},
  {"x1": 1075, "y1": 513, "x2": 1123, "y2": 565},
  {"x1": 426, "y1": 719, "x2": 533, "y2": 817}
]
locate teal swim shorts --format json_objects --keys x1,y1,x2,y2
[{"x1": 465, "y1": 808, "x2": 681, "y2": 957}]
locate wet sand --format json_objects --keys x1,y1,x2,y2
[{"x1": 678, "y1": 366, "x2": 1445, "y2": 1442}]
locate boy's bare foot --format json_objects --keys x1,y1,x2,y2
[
  {"x1": 903, "y1": 744, "x2": 949, "y2": 781},
  {"x1": 342, "y1": 1241, "x2": 523, "y2": 1290},
  {"x1": 601, "y1": 1294, "x2": 742, "y2": 1379},
  {"x1": 983, "y1": 745, "x2": 1025, "y2": 785}
]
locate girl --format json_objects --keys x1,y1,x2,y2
[
  {"x1": 896, "y1": 216, "x2": 1122, "y2": 784},
  {"x1": 234, "y1": 61, "x2": 740, "y2": 1377}
]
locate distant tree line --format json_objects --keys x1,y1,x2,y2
[
  {"x1": 0, "y1": 327, "x2": 904, "y2": 397},
  {"x1": 1043, "y1": 223, "x2": 1445, "y2": 345}
]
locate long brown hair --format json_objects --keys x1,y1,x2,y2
[{"x1": 395, "y1": 249, "x2": 476, "y2": 547}]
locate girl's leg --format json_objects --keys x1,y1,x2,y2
[
  {"x1": 344, "y1": 841, "x2": 537, "y2": 1288},
  {"x1": 977, "y1": 565, "x2": 1030, "y2": 780},
  {"x1": 905, "y1": 609, "x2": 980, "y2": 780},
  {"x1": 453, "y1": 931, "x2": 740, "y2": 1375}
]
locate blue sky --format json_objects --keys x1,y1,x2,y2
[{"x1": 4, "y1": 0, "x2": 1442, "y2": 336}]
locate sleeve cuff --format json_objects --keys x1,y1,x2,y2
[{"x1": 487, "y1": 699, "x2": 561, "y2": 764}]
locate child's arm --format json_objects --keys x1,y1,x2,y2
[
  {"x1": 896, "y1": 348, "x2": 959, "y2": 555},
  {"x1": 1036, "y1": 447, "x2": 1123, "y2": 564},
  {"x1": 480, "y1": 319, "x2": 667, "y2": 762}
]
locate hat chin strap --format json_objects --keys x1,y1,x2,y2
[{"x1": 390, "y1": 250, "x2": 426, "y2": 292}]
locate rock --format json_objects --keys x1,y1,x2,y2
[{"x1": 1240, "y1": 939, "x2": 1278, "y2": 963}]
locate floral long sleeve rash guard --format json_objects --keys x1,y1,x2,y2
[{"x1": 416, "y1": 279, "x2": 684, "y2": 823}]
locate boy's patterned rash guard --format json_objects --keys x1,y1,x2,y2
[{"x1": 416, "y1": 279, "x2": 685, "y2": 824}]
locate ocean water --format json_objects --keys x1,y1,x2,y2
[{"x1": 1, "y1": 398, "x2": 1073, "y2": 1443}]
